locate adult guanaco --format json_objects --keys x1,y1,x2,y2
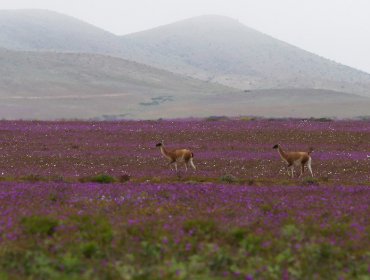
[
  {"x1": 156, "y1": 141, "x2": 196, "y2": 172},
  {"x1": 273, "y1": 144, "x2": 313, "y2": 178}
]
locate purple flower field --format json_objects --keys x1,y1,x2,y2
[{"x1": 0, "y1": 118, "x2": 369, "y2": 279}]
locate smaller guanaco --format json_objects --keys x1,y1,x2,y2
[
  {"x1": 156, "y1": 141, "x2": 196, "y2": 172},
  {"x1": 273, "y1": 144, "x2": 314, "y2": 178}
]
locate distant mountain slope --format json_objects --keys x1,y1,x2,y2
[
  {"x1": 0, "y1": 47, "x2": 368, "y2": 120},
  {"x1": 0, "y1": 9, "x2": 123, "y2": 54},
  {"x1": 0, "y1": 48, "x2": 237, "y2": 119},
  {"x1": 0, "y1": 10, "x2": 369, "y2": 119},
  {"x1": 1, "y1": 10, "x2": 370, "y2": 97},
  {"x1": 0, "y1": 48, "x2": 232, "y2": 96},
  {"x1": 123, "y1": 15, "x2": 370, "y2": 96}
]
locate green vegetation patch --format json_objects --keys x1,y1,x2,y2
[{"x1": 21, "y1": 216, "x2": 59, "y2": 236}]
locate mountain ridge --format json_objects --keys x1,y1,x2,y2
[
  {"x1": 0, "y1": 10, "x2": 369, "y2": 119},
  {"x1": 1, "y1": 10, "x2": 369, "y2": 98},
  {"x1": 0, "y1": 9, "x2": 123, "y2": 54},
  {"x1": 121, "y1": 14, "x2": 370, "y2": 96}
]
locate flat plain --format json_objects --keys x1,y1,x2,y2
[{"x1": 0, "y1": 118, "x2": 369, "y2": 279}]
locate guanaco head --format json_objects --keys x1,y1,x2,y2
[
  {"x1": 273, "y1": 144, "x2": 279, "y2": 149},
  {"x1": 156, "y1": 140, "x2": 164, "y2": 147}
]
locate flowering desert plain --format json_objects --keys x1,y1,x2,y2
[{"x1": 0, "y1": 118, "x2": 369, "y2": 279}]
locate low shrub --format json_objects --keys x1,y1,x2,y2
[
  {"x1": 71, "y1": 215, "x2": 113, "y2": 245},
  {"x1": 206, "y1": 116, "x2": 229, "y2": 122},
  {"x1": 311, "y1": 117, "x2": 333, "y2": 122},
  {"x1": 21, "y1": 174, "x2": 43, "y2": 183},
  {"x1": 21, "y1": 216, "x2": 59, "y2": 236},
  {"x1": 302, "y1": 177, "x2": 320, "y2": 186},
  {"x1": 183, "y1": 219, "x2": 217, "y2": 239},
  {"x1": 80, "y1": 174, "x2": 116, "y2": 184},
  {"x1": 80, "y1": 242, "x2": 99, "y2": 258},
  {"x1": 229, "y1": 227, "x2": 249, "y2": 243},
  {"x1": 220, "y1": 174, "x2": 238, "y2": 183},
  {"x1": 247, "y1": 178, "x2": 255, "y2": 185},
  {"x1": 119, "y1": 174, "x2": 131, "y2": 183}
]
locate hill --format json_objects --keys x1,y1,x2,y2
[
  {"x1": 0, "y1": 48, "x2": 235, "y2": 119},
  {"x1": 122, "y1": 15, "x2": 370, "y2": 96},
  {"x1": 1, "y1": 11, "x2": 370, "y2": 97},
  {"x1": 0, "y1": 9, "x2": 123, "y2": 54},
  {"x1": 0, "y1": 10, "x2": 369, "y2": 119},
  {"x1": 0, "y1": 48, "x2": 369, "y2": 119}
]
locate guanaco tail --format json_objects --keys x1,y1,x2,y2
[
  {"x1": 273, "y1": 144, "x2": 313, "y2": 178},
  {"x1": 156, "y1": 141, "x2": 196, "y2": 172}
]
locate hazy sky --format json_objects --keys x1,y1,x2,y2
[{"x1": 1, "y1": 0, "x2": 370, "y2": 73}]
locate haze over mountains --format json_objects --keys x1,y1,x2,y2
[
  {"x1": 0, "y1": 48, "x2": 234, "y2": 119},
  {"x1": 0, "y1": 9, "x2": 369, "y2": 119},
  {"x1": 123, "y1": 15, "x2": 370, "y2": 96},
  {"x1": 0, "y1": 10, "x2": 122, "y2": 54}
]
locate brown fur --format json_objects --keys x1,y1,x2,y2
[
  {"x1": 156, "y1": 142, "x2": 196, "y2": 171},
  {"x1": 164, "y1": 148, "x2": 193, "y2": 162},
  {"x1": 273, "y1": 144, "x2": 313, "y2": 178}
]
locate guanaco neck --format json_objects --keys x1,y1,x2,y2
[
  {"x1": 160, "y1": 146, "x2": 171, "y2": 158},
  {"x1": 277, "y1": 146, "x2": 288, "y2": 161}
]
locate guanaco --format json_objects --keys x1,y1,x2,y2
[
  {"x1": 273, "y1": 144, "x2": 314, "y2": 178},
  {"x1": 156, "y1": 141, "x2": 196, "y2": 172}
]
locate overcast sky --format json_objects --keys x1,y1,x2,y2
[{"x1": 1, "y1": 0, "x2": 369, "y2": 73}]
